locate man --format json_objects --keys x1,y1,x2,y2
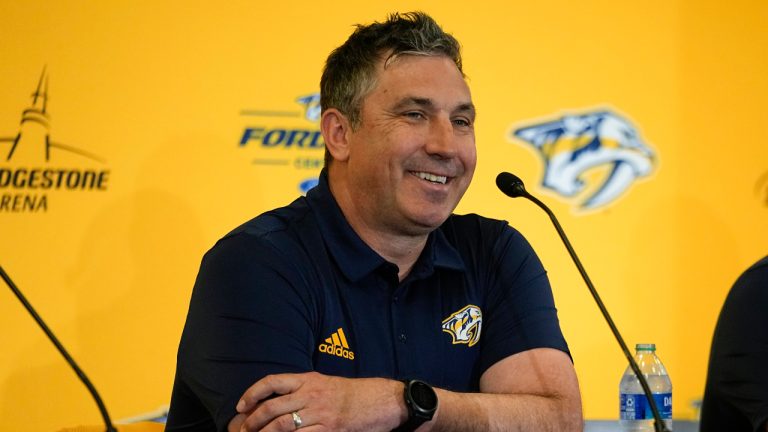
[
  {"x1": 700, "y1": 255, "x2": 768, "y2": 432},
  {"x1": 167, "y1": 12, "x2": 582, "y2": 432}
]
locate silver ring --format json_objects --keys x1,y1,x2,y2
[{"x1": 292, "y1": 411, "x2": 303, "y2": 429}]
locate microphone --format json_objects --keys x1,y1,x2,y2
[
  {"x1": 495, "y1": 171, "x2": 527, "y2": 198},
  {"x1": 495, "y1": 172, "x2": 671, "y2": 432},
  {"x1": 0, "y1": 265, "x2": 117, "y2": 432}
]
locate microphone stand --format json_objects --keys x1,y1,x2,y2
[
  {"x1": 0, "y1": 265, "x2": 117, "y2": 432},
  {"x1": 497, "y1": 174, "x2": 670, "y2": 432}
]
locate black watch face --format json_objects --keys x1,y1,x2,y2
[{"x1": 411, "y1": 381, "x2": 438, "y2": 411}]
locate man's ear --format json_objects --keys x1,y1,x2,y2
[{"x1": 321, "y1": 108, "x2": 351, "y2": 163}]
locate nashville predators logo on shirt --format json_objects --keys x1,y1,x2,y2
[
  {"x1": 318, "y1": 327, "x2": 355, "y2": 360},
  {"x1": 442, "y1": 305, "x2": 482, "y2": 347}
]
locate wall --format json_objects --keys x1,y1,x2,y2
[{"x1": 1, "y1": 1, "x2": 766, "y2": 429}]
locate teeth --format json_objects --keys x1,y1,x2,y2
[{"x1": 415, "y1": 171, "x2": 448, "y2": 184}]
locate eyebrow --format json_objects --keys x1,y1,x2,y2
[{"x1": 393, "y1": 97, "x2": 476, "y2": 118}]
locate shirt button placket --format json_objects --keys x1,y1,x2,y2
[
  {"x1": 391, "y1": 280, "x2": 409, "y2": 377},
  {"x1": 393, "y1": 291, "x2": 406, "y2": 344}
]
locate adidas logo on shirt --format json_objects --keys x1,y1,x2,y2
[{"x1": 318, "y1": 327, "x2": 355, "y2": 360}]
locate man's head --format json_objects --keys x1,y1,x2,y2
[
  {"x1": 319, "y1": 12, "x2": 476, "y2": 239},
  {"x1": 321, "y1": 12, "x2": 463, "y2": 168}
]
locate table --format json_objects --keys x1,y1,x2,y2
[{"x1": 585, "y1": 419, "x2": 699, "y2": 431}]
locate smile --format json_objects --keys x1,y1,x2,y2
[{"x1": 412, "y1": 171, "x2": 448, "y2": 185}]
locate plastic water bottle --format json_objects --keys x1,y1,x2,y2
[{"x1": 619, "y1": 343, "x2": 673, "y2": 431}]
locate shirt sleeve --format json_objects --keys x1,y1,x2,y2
[
  {"x1": 167, "y1": 231, "x2": 318, "y2": 432},
  {"x1": 478, "y1": 223, "x2": 570, "y2": 375}
]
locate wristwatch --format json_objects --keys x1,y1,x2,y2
[{"x1": 397, "y1": 379, "x2": 438, "y2": 431}]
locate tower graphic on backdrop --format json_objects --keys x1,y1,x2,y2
[
  {"x1": 1, "y1": 68, "x2": 104, "y2": 163},
  {"x1": 0, "y1": 68, "x2": 110, "y2": 213}
]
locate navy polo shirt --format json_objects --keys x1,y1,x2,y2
[{"x1": 166, "y1": 171, "x2": 569, "y2": 432}]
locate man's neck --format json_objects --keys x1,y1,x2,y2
[
  {"x1": 328, "y1": 174, "x2": 428, "y2": 281},
  {"x1": 360, "y1": 230, "x2": 427, "y2": 282}
]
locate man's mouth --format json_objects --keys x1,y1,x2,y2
[{"x1": 412, "y1": 171, "x2": 448, "y2": 185}]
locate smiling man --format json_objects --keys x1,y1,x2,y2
[{"x1": 167, "y1": 12, "x2": 582, "y2": 432}]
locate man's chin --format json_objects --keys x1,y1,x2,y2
[{"x1": 403, "y1": 211, "x2": 453, "y2": 234}]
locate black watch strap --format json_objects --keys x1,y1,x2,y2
[{"x1": 396, "y1": 379, "x2": 438, "y2": 432}]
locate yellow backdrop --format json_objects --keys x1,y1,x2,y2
[{"x1": 1, "y1": 1, "x2": 767, "y2": 430}]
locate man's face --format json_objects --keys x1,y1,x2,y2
[{"x1": 342, "y1": 54, "x2": 477, "y2": 236}]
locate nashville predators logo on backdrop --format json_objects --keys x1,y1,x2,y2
[
  {"x1": 442, "y1": 305, "x2": 482, "y2": 347},
  {"x1": 0, "y1": 68, "x2": 109, "y2": 213},
  {"x1": 239, "y1": 92, "x2": 324, "y2": 194},
  {"x1": 510, "y1": 110, "x2": 655, "y2": 210}
]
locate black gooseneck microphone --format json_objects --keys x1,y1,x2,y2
[
  {"x1": 495, "y1": 172, "x2": 671, "y2": 432},
  {"x1": 0, "y1": 265, "x2": 117, "y2": 432}
]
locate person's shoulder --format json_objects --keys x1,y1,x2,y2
[
  {"x1": 442, "y1": 213, "x2": 520, "y2": 238},
  {"x1": 207, "y1": 196, "x2": 316, "y2": 257},
  {"x1": 745, "y1": 255, "x2": 768, "y2": 273},
  {"x1": 439, "y1": 213, "x2": 532, "y2": 260},
  {"x1": 231, "y1": 197, "x2": 311, "y2": 236},
  {"x1": 734, "y1": 255, "x2": 768, "y2": 287},
  {"x1": 725, "y1": 255, "x2": 768, "y2": 310}
]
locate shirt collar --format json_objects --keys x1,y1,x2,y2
[
  {"x1": 404, "y1": 228, "x2": 465, "y2": 283},
  {"x1": 306, "y1": 170, "x2": 466, "y2": 283}
]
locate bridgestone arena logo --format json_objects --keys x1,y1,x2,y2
[
  {"x1": 1, "y1": 169, "x2": 108, "y2": 190},
  {"x1": 0, "y1": 69, "x2": 109, "y2": 213}
]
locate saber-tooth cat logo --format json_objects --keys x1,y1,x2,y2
[
  {"x1": 442, "y1": 305, "x2": 482, "y2": 347},
  {"x1": 510, "y1": 109, "x2": 656, "y2": 210},
  {"x1": 239, "y1": 92, "x2": 324, "y2": 194},
  {"x1": 0, "y1": 68, "x2": 109, "y2": 213}
]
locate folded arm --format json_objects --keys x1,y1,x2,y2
[
  {"x1": 230, "y1": 347, "x2": 581, "y2": 432},
  {"x1": 428, "y1": 347, "x2": 582, "y2": 431}
]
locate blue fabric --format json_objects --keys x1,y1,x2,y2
[{"x1": 166, "y1": 171, "x2": 569, "y2": 432}]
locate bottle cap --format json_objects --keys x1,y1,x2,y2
[{"x1": 636, "y1": 343, "x2": 656, "y2": 351}]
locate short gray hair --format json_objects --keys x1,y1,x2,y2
[{"x1": 320, "y1": 12, "x2": 463, "y2": 167}]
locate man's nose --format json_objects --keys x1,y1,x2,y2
[{"x1": 425, "y1": 117, "x2": 458, "y2": 158}]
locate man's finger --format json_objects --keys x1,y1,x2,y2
[
  {"x1": 237, "y1": 373, "x2": 305, "y2": 413},
  {"x1": 241, "y1": 412, "x2": 298, "y2": 432},
  {"x1": 241, "y1": 401, "x2": 314, "y2": 431}
]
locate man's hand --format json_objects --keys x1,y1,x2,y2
[{"x1": 229, "y1": 372, "x2": 407, "y2": 432}]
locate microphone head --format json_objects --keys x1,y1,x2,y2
[{"x1": 496, "y1": 172, "x2": 527, "y2": 198}]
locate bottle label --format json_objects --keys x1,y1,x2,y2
[{"x1": 620, "y1": 393, "x2": 672, "y2": 420}]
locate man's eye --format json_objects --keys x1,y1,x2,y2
[
  {"x1": 405, "y1": 112, "x2": 425, "y2": 120},
  {"x1": 453, "y1": 118, "x2": 471, "y2": 127}
]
